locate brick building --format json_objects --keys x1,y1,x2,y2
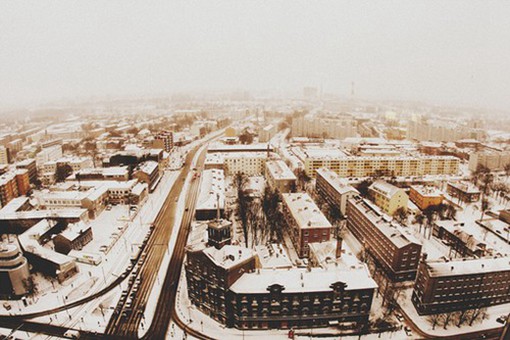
[
  {"x1": 281, "y1": 193, "x2": 332, "y2": 258},
  {"x1": 346, "y1": 197, "x2": 422, "y2": 281}
]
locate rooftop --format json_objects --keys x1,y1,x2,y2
[
  {"x1": 369, "y1": 180, "x2": 402, "y2": 199},
  {"x1": 426, "y1": 256, "x2": 510, "y2": 277},
  {"x1": 348, "y1": 197, "x2": 420, "y2": 248},
  {"x1": 410, "y1": 185, "x2": 443, "y2": 197},
  {"x1": 316, "y1": 168, "x2": 358, "y2": 195},
  {"x1": 196, "y1": 169, "x2": 225, "y2": 211},
  {"x1": 230, "y1": 266, "x2": 377, "y2": 294},
  {"x1": 265, "y1": 160, "x2": 296, "y2": 181},
  {"x1": 203, "y1": 245, "x2": 255, "y2": 270},
  {"x1": 282, "y1": 193, "x2": 332, "y2": 229}
]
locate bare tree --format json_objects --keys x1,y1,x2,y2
[
  {"x1": 427, "y1": 314, "x2": 441, "y2": 330},
  {"x1": 469, "y1": 306, "x2": 488, "y2": 326},
  {"x1": 393, "y1": 207, "x2": 409, "y2": 225},
  {"x1": 480, "y1": 198, "x2": 491, "y2": 221},
  {"x1": 441, "y1": 312, "x2": 454, "y2": 330},
  {"x1": 234, "y1": 172, "x2": 249, "y2": 247}
]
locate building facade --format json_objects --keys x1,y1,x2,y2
[
  {"x1": 409, "y1": 185, "x2": 443, "y2": 210},
  {"x1": 265, "y1": 160, "x2": 296, "y2": 193},
  {"x1": 412, "y1": 256, "x2": 510, "y2": 315},
  {"x1": 0, "y1": 244, "x2": 30, "y2": 297},
  {"x1": 281, "y1": 193, "x2": 332, "y2": 258},
  {"x1": 346, "y1": 197, "x2": 422, "y2": 281},
  {"x1": 446, "y1": 182, "x2": 480, "y2": 203},
  {"x1": 368, "y1": 181, "x2": 408, "y2": 216},
  {"x1": 315, "y1": 167, "x2": 358, "y2": 216}
]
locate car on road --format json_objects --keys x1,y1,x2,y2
[{"x1": 63, "y1": 330, "x2": 81, "y2": 339}]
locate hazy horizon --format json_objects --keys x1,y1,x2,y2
[{"x1": 1, "y1": 1, "x2": 510, "y2": 111}]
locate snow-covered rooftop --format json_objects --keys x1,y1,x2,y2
[
  {"x1": 369, "y1": 180, "x2": 402, "y2": 199},
  {"x1": 348, "y1": 197, "x2": 420, "y2": 248},
  {"x1": 255, "y1": 243, "x2": 293, "y2": 269},
  {"x1": 230, "y1": 266, "x2": 377, "y2": 294},
  {"x1": 316, "y1": 168, "x2": 358, "y2": 195},
  {"x1": 410, "y1": 185, "x2": 443, "y2": 197},
  {"x1": 265, "y1": 160, "x2": 296, "y2": 181},
  {"x1": 196, "y1": 169, "x2": 225, "y2": 211},
  {"x1": 425, "y1": 256, "x2": 510, "y2": 277},
  {"x1": 282, "y1": 193, "x2": 332, "y2": 229},
  {"x1": 203, "y1": 245, "x2": 255, "y2": 270}
]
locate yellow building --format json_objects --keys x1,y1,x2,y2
[
  {"x1": 368, "y1": 180, "x2": 408, "y2": 216},
  {"x1": 300, "y1": 155, "x2": 459, "y2": 179}
]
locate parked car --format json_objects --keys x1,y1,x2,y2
[{"x1": 404, "y1": 326, "x2": 412, "y2": 337}]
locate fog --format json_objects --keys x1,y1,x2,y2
[{"x1": 1, "y1": 1, "x2": 509, "y2": 109}]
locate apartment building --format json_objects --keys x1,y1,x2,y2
[
  {"x1": 258, "y1": 124, "x2": 277, "y2": 142},
  {"x1": 293, "y1": 148, "x2": 460, "y2": 179},
  {"x1": 346, "y1": 197, "x2": 422, "y2": 281},
  {"x1": 409, "y1": 185, "x2": 443, "y2": 210},
  {"x1": 368, "y1": 181, "x2": 408, "y2": 216},
  {"x1": 281, "y1": 193, "x2": 332, "y2": 258},
  {"x1": 292, "y1": 115, "x2": 357, "y2": 139},
  {"x1": 315, "y1": 167, "x2": 358, "y2": 216},
  {"x1": 265, "y1": 160, "x2": 296, "y2": 193},
  {"x1": 186, "y1": 245, "x2": 257, "y2": 325},
  {"x1": 447, "y1": 181, "x2": 480, "y2": 203},
  {"x1": 468, "y1": 150, "x2": 510, "y2": 172},
  {"x1": 229, "y1": 267, "x2": 377, "y2": 330},
  {"x1": 0, "y1": 146, "x2": 10, "y2": 164},
  {"x1": 433, "y1": 221, "x2": 488, "y2": 258},
  {"x1": 224, "y1": 153, "x2": 269, "y2": 176},
  {"x1": 0, "y1": 172, "x2": 19, "y2": 208},
  {"x1": 133, "y1": 161, "x2": 161, "y2": 192},
  {"x1": 153, "y1": 131, "x2": 173, "y2": 152},
  {"x1": 36, "y1": 145, "x2": 63, "y2": 166},
  {"x1": 412, "y1": 256, "x2": 510, "y2": 315},
  {"x1": 16, "y1": 158, "x2": 37, "y2": 184},
  {"x1": 195, "y1": 169, "x2": 225, "y2": 220}
]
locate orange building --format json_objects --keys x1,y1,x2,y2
[
  {"x1": 0, "y1": 172, "x2": 19, "y2": 207},
  {"x1": 409, "y1": 185, "x2": 443, "y2": 210},
  {"x1": 15, "y1": 169, "x2": 30, "y2": 196}
]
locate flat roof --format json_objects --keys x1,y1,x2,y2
[
  {"x1": 203, "y1": 245, "x2": 255, "y2": 270},
  {"x1": 196, "y1": 169, "x2": 225, "y2": 211},
  {"x1": 316, "y1": 168, "x2": 358, "y2": 195},
  {"x1": 282, "y1": 193, "x2": 332, "y2": 229},
  {"x1": 266, "y1": 160, "x2": 296, "y2": 181},
  {"x1": 348, "y1": 197, "x2": 420, "y2": 248},
  {"x1": 410, "y1": 185, "x2": 443, "y2": 197},
  {"x1": 230, "y1": 266, "x2": 377, "y2": 294},
  {"x1": 426, "y1": 256, "x2": 510, "y2": 277}
]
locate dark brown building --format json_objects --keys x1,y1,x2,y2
[
  {"x1": 185, "y1": 244, "x2": 257, "y2": 325},
  {"x1": 229, "y1": 267, "x2": 377, "y2": 330},
  {"x1": 446, "y1": 182, "x2": 480, "y2": 203},
  {"x1": 412, "y1": 256, "x2": 510, "y2": 315},
  {"x1": 433, "y1": 221, "x2": 488, "y2": 258},
  {"x1": 346, "y1": 197, "x2": 422, "y2": 281}
]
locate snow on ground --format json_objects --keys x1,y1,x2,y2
[
  {"x1": 137, "y1": 141, "x2": 208, "y2": 338},
  {"x1": 1, "y1": 170, "x2": 180, "y2": 337}
]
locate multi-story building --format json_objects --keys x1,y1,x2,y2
[
  {"x1": 412, "y1": 256, "x2": 510, "y2": 315},
  {"x1": 0, "y1": 172, "x2": 19, "y2": 208},
  {"x1": 0, "y1": 243, "x2": 30, "y2": 297},
  {"x1": 315, "y1": 167, "x2": 358, "y2": 216},
  {"x1": 195, "y1": 169, "x2": 225, "y2": 220},
  {"x1": 15, "y1": 169, "x2": 30, "y2": 196},
  {"x1": 468, "y1": 150, "x2": 510, "y2": 172},
  {"x1": 36, "y1": 145, "x2": 63, "y2": 166},
  {"x1": 16, "y1": 159, "x2": 37, "y2": 184},
  {"x1": 446, "y1": 181, "x2": 480, "y2": 203},
  {"x1": 186, "y1": 244, "x2": 257, "y2": 325},
  {"x1": 368, "y1": 181, "x2": 408, "y2": 216},
  {"x1": 133, "y1": 161, "x2": 161, "y2": 192},
  {"x1": 432, "y1": 221, "x2": 488, "y2": 258},
  {"x1": 265, "y1": 160, "x2": 296, "y2": 193},
  {"x1": 0, "y1": 146, "x2": 11, "y2": 164},
  {"x1": 292, "y1": 114, "x2": 357, "y2": 139},
  {"x1": 258, "y1": 124, "x2": 277, "y2": 142},
  {"x1": 153, "y1": 131, "x2": 173, "y2": 152},
  {"x1": 292, "y1": 147, "x2": 460, "y2": 178},
  {"x1": 281, "y1": 193, "x2": 332, "y2": 258},
  {"x1": 229, "y1": 266, "x2": 377, "y2": 330},
  {"x1": 53, "y1": 224, "x2": 93, "y2": 254},
  {"x1": 346, "y1": 197, "x2": 422, "y2": 281},
  {"x1": 74, "y1": 166, "x2": 129, "y2": 181},
  {"x1": 409, "y1": 185, "x2": 443, "y2": 210},
  {"x1": 224, "y1": 153, "x2": 269, "y2": 176}
]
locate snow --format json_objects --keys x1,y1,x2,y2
[{"x1": 281, "y1": 193, "x2": 332, "y2": 229}]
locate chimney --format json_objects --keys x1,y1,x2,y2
[{"x1": 336, "y1": 236, "x2": 343, "y2": 259}]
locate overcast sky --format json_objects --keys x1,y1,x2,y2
[{"x1": 1, "y1": 1, "x2": 509, "y2": 109}]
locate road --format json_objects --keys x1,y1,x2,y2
[{"x1": 105, "y1": 142, "x2": 207, "y2": 338}]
